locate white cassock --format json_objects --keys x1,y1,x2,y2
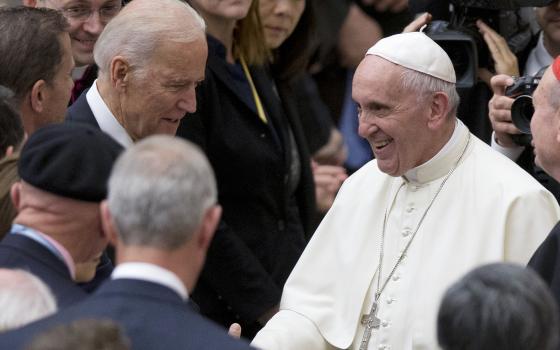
[{"x1": 252, "y1": 120, "x2": 560, "y2": 350}]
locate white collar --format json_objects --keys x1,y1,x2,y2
[
  {"x1": 525, "y1": 32, "x2": 553, "y2": 76},
  {"x1": 72, "y1": 65, "x2": 88, "y2": 81},
  {"x1": 111, "y1": 262, "x2": 189, "y2": 301},
  {"x1": 86, "y1": 80, "x2": 134, "y2": 148},
  {"x1": 403, "y1": 120, "x2": 469, "y2": 184}
]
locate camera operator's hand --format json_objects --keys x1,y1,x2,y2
[
  {"x1": 476, "y1": 20, "x2": 520, "y2": 86},
  {"x1": 489, "y1": 74, "x2": 523, "y2": 148},
  {"x1": 403, "y1": 12, "x2": 432, "y2": 33}
]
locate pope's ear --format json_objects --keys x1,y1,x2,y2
[{"x1": 427, "y1": 91, "x2": 450, "y2": 129}]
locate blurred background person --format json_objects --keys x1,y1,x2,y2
[
  {"x1": 178, "y1": 0, "x2": 317, "y2": 338},
  {"x1": 0, "y1": 86, "x2": 24, "y2": 237},
  {"x1": 438, "y1": 263, "x2": 559, "y2": 350},
  {"x1": 258, "y1": 0, "x2": 347, "y2": 216},
  {"x1": 0, "y1": 269, "x2": 56, "y2": 333},
  {"x1": 25, "y1": 319, "x2": 130, "y2": 350},
  {"x1": 36, "y1": 0, "x2": 122, "y2": 103}
]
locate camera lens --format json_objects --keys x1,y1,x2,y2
[{"x1": 510, "y1": 95, "x2": 533, "y2": 134}]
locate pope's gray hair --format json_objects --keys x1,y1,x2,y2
[
  {"x1": 107, "y1": 135, "x2": 217, "y2": 250},
  {"x1": 400, "y1": 68, "x2": 460, "y2": 119},
  {"x1": 0, "y1": 269, "x2": 57, "y2": 332},
  {"x1": 94, "y1": 0, "x2": 205, "y2": 80}
]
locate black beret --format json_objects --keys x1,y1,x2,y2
[{"x1": 18, "y1": 123, "x2": 123, "y2": 202}]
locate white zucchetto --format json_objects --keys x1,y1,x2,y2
[{"x1": 366, "y1": 32, "x2": 456, "y2": 83}]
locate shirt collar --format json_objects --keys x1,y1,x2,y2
[
  {"x1": 403, "y1": 119, "x2": 469, "y2": 184},
  {"x1": 525, "y1": 32, "x2": 553, "y2": 76},
  {"x1": 111, "y1": 262, "x2": 189, "y2": 301},
  {"x1": 10, "y1": 224, "x2": 76, "y2": 280},
  {"x1": 86, "y1": 80, "x2": 134, "y2": 148}
]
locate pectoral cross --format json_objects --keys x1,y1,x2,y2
[{"x1": 359, "y1": 300, "x2": 381, "y2": 350}]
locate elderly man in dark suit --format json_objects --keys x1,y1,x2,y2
[
  {"x1": 0, "y1": 136, "x2": 253, "y2": 350},
  {"x1": 0, "y1": 123, "x2": 122, "y2": 308},
  {"x1": 66, "y1": 0, "x2": 207, "y2": 147}
]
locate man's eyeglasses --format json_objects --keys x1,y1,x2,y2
[{"x1": 44, "y1": 0, "x2": 122, "y2": 22}]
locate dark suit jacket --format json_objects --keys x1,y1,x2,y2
[
  {"x1": 176, "y1": 35, "x2": 315, "y2": 337},
  {"x1": 65, "y1": 90, "x2": 100, "y2": 128},
  {"x1": 0, "y1": 279, "x2": 253, "y2": 350},
  {"x1": 0, "y1": 234, "x2": 86, "y2": 307},
  {"x1": 528, "y1": 221, "x2": 560, "y2": 309}
]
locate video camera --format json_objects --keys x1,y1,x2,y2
[{"x1": 418, "y1": 0, "x2": 554, "y2": 89}]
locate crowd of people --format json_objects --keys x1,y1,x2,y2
[{"x1": 2, "y1": 0, "x2": 560, "y2": 349}]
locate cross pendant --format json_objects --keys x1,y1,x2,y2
[{"x1": 359, "y1": 300, "x2": 381, "y2": 350}]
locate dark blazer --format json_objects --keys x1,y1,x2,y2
[
  {"x1": 176, "y1": 36, "x2": 315, "y2": 337},
  {"x1": 0, "y1": 234, "x2": 86, "y2": 308},
  {"x1": 65, "y1": 90, "x2": 100, "y2": 128},
  {"x1": 528, "y1": 221, "x2": 560, "y2": 309},
  {"x1": 0, "y1": 279, "x2": 253, "y2": 350}
]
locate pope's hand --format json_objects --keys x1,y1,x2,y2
[{"x1": 228, "y1": 323, "x2": 242, "y2": 339}]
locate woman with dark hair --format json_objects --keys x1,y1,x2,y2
[
  {"x1": 260, "y1": 0, "x2": 347, "y2": 213},
  {"x1": 177, "y1": 0, "x2": 316, "y2": 339}
]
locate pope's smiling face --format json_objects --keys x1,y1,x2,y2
[
  {"x1": 353, "y1": 55, "x2": 437, "y2": 177},
  {"x1": 41, "y1": 0, "x2": 122, "y2": 67}
]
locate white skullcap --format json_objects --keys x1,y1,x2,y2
[{"x1": 366, "y1": 32, "x2": 456, "y2": 83}]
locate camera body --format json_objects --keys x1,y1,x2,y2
[{"x1": 504, "y1": 74, "x2": 541, "y2": 146}]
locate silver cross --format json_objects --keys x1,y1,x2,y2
[{"x1": 359, "y1": 300, "x2": 381, "y2": 350}]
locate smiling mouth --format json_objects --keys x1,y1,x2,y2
[
  {"x1": 374, "y1": 139, "x2": 393, "y2": 150},
  {"x1": 162, "y1": 117, "x2": 181, "y2": 124}
]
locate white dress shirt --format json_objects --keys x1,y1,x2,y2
[
  {"x1": 112, "y1": 262, "x2": 189, "y2": 301},
  {"x1": 86, "y1": 80, "x2": 133, "y2": 148}
]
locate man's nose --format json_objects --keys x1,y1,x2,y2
[
  {"x1": 83, "y1": 12, "x2": 104, "y2": 36},
  {"x1": 177, "y1": 87, "x2": 197, "y2": 113}
]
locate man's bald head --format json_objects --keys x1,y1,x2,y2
[{"x1": 0, "y1": 268, "x2": 57, "y2": 331}]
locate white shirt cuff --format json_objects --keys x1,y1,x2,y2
[{"x1": 490, "y1": 132, "x2": 525, "y2": 162}]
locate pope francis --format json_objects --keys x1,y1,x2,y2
[{"x1": 251, "y1": 32, "x2": 560, "y2": 350}]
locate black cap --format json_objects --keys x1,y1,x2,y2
[{"x1": 18, "y1": 123, "x2": 123, "y2": 202}]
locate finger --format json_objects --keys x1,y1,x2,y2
[
  {"x1": 403, "y1": 12, "x2": 431, "y2": 33},
  {"x1": 490, "y1": 95, "x2": 514, "y2": 111},
  {"x1": 495, "y1": 121, "x2": 522, "y2": 135},
  {"x1": 490, "y1": 74, "x2": 515, "y2": 95},
  {"x1": 228, "y1": 323, "x2": 242, "y2": 339}
]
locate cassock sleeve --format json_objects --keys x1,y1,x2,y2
[
  {"x1": 252, "y1": 310, "x2": 333, "y2": 350},
  {"x1": 503, "y1": 188, "x2": 560, "y2": 264}
]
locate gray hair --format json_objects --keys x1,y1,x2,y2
[
  {"x1": 0, "y1": 269, "x2": 57, "y2": 332},
  {"x1": 400, "y1": 68, "x2": 460, "y2": 119},
  {"x1": 94, "y1": 0, "x2": 206, "y2": 80},
  {"x1": 437, "y1": 263, "x2": 560, "y2": 350},
  {"x1": 107, "y1": 135, "x2": 217, "y2": 250}
]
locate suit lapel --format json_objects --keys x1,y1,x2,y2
[{"x1": 65, "y1": 89, "x2": 101, "y2": 129}]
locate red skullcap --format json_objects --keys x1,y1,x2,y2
[{"x1": 553, "y1": 56, "x2": 560, "y2": 81}]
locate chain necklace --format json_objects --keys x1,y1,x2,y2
[{"x1": 359, "y1": 133, "x2": 471, "y2": 350}]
